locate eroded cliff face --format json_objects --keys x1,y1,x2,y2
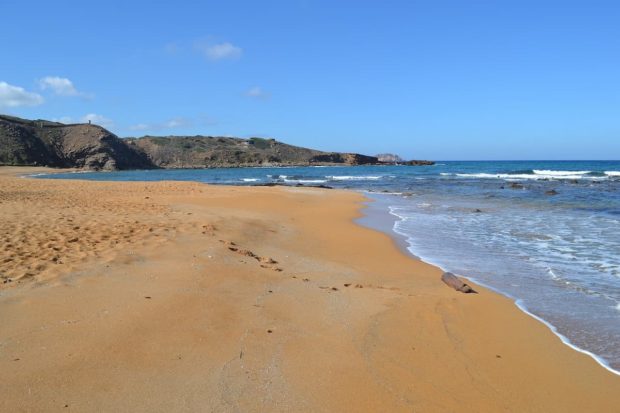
[{"x1": 0, "y1": 115, "x2": 153, "y2": 170}]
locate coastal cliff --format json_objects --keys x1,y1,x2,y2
[
  {"x1": 0, "y1": 115, "x2": 434, "y2": 170},
  {"x1": 0, "y1": 115, "x2": 153, "y2": 170}
]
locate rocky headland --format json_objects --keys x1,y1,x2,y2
[{"x1": 0, "y1": 115, "x2": 434, "y2": 170}]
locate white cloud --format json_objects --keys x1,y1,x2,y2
[
  {"x1": 129, "y1": 117, "x2": 192, "y2": 132},
  {"x1": 52, "y1": 116, "x2": 74, "y2": 124},
  {"x1": 129, "y1": 123, "x2": 150, "y2": 131},
  {"x1": 195, "y1": 41, "x2": 242, "y2": 61},
  {"x1": 81, "y1": 113, "x2": 113, "y2": 128},
  {"x1": 164, "y1": 118, "x2": 190, "y2": 128},
  {"x1": 51, "y1": 114, "x2": 113, "y2": 128},
  {"x1": 38, "y1": 76, "x2": 91, "y2": 98},
  {"x1": 0, "y1": 81, "x2": 44, "y2": 108},
  {"x1": 245, "y1": 86, "x2": 270, "y2": 100}
]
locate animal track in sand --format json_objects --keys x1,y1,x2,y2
[
  {"x1": 311, "y1": 282, "x2": 402, "y2": 295},
  {"x1": 201, "y1": 224, "x2": 217, "y2": 235},
  {"x1": 220, "y1": 240, "x2": 282, "y2": 272}
]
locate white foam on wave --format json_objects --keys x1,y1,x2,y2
[
  {"x1": 327, "y1": 175, "x2": 384, "y2": 181},
  {"x1": 364, "y1": 190, "x2": 404, "y2": 196},
  {"x1": 452, "y1": 172, "x2": 604, "y2": 181},
  {"x1": 533, "y1": 170, "x2": 590, "y2": 176},
  {"x1": 283, "y1": 178, "x2": 327, "y2": 184},
  {"x1": 28, "y1": 170, "x2": 93, "y2": 178},
  {"x1": 514, "y1": 299, "x2": 620, "y2": 376},
  {"x1": 384, "y1": 203, "x2": 620, "y2": 377},
  {"x1": 242, "y1": 178, "x2": 260, "y2": 182},
  {"x1": 387, "y1": 206, "x2": 413, "y2": 223},
  {"x1": 547, "y1": 268, "x2": 560, "y2": 280},
  {"x1": 606, "y1": 171, "x2": 620, "y2": 177}
]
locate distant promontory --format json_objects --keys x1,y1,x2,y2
[{"x1": 0, "y1": 115, "x2": 434, "y2": 170}]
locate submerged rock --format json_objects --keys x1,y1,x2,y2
[{"x1": 400, "y1": 160, "x2": 435, "y2": 166}]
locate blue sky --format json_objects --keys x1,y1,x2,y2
[{"x1": 1, "y1": 0, "x2": 619, "y2": 160}]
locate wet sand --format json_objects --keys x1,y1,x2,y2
[{"x1": 1, "y1": 166, "x2": 619, "y2": 412}]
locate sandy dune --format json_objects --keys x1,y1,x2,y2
[{"x1": 1, "y1": 167, "x2": 619, "y2": 412}]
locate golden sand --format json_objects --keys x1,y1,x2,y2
[{"x1": 1, "y1": 167, "x2": 619, "y2": 412}]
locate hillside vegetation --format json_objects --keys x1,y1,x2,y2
[{"x1": 1, "y1": 115, "x2": 433, "y2": 170}]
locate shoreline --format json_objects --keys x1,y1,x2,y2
[
  {"x1": 14, "y1": 167, "x2": 620, "y2": 374},
  {"x1": 1, "y1": 166, "x2": 619, "y2": 411},
  {"x1": 15, "y1": 167, "x2": 620, "y2": 374},
  {"x1": 361, "y1": 192, "x2": 620, "y2": 376}
]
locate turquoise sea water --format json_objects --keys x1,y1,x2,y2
[{"x1": 40, "y1": 160, "x2": 620, "y2": 373}]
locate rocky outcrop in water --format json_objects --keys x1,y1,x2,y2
[
  {"x1": 376, "y1": 153, "x2": 434, "y2": 166},
  {"x1": 401, "y1": 159, "x2": 435, "y2": 166},
  {"x1": 376, "y1": 153, "x2": 404, "y2": 163}
]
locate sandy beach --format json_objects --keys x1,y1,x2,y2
[{"x1": 1, "y1": 167, "x2": 619, "y2": 412}]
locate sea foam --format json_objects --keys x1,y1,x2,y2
[
  {"x1": 451, "y1": 171, "x2": 606, "y2": 181},
  {"x1": 327, "y1": 175, "x2": 383, "y2": 181}
]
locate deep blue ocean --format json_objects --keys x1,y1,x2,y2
[{"x1": 40, "y1": 160, "x2": 620, "y2": 373}]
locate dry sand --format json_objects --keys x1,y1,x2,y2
[{"x1": 1, "y1": 166, "x2": 619, "y2": 412}]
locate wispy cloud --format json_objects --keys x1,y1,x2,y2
[
  {"x1": 245, "y1": 86, "x2": 270, "y2": 100},
  {"x1": 0, "y1": 81, "x2": 44, "y2": 108},
  {"x1": 51, "y1": 116, "x2": 74, "y2": 124},
  {"x1": 129, "y1": 117, "x2": 193, "y2": 132},
  {"x1": 195, "y1": 40, "x2": 242, "y2": 61},
  {"x1": 81, "y1": 113, "x2": 113, "y2": 128},
  {"x1": 129, "y1": 123, "x2": 150, "y2": 131},
  {"x1": 38, "y1": 76, "x2": 92, "y2": 98},
  {"x1": 163, "y1": 42, "x2": 180, "y2": 55},
  {"x1": 50, "y1": 113, "x2": 114, "y2": 128}
]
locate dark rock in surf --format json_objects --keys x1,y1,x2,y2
[
  {"x1": 294, "y1": 183, "x2": 333, "y2": 189},
  {"x1": 400, "y1": 159, "x2": 435, "y2": 166}
]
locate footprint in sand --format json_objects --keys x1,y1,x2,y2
[
  {"x1": 222, "y1": 241, "x2": 282, "y2": 272},
  {"x1": 201, "y1": 224, "x2": 217, "y2": 235}
]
